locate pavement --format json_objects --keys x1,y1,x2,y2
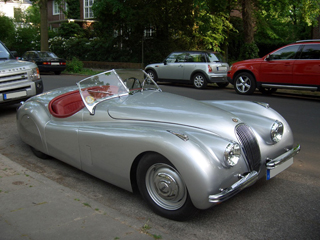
[{"x1": 0, "y1": 153, "x2": 163, "y2": 240}]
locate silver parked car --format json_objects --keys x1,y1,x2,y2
[
  {"x1": 17, "y1": 69, "x2": 300, "y2": 220},
  {"x1": 145, "y1": 51, "x2": 229, "y2": 89}
]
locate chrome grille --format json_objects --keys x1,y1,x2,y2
[
  {"x1": 0, "y1": 72, "x2": 28, "y2": 85},
  {"x1": 236, "y1": 124, "x2": 261, "y2": 171}
]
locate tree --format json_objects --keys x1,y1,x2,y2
[
  {"x1": 0, "y1": 16, "x2": 15, "y2": 46},
  {"x1": 39, "y1": 0, "x2": 49, "y2": 51}
]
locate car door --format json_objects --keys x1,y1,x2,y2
[
  {"x1": 293, "y1": 44, "x2": 320, "y2": 86},
  {"x1": 156, "y1": 52, "x2": 186, "y2": 80},
  {"x1": 259, "y1": 45, "x2": 300, "y2": 84}
]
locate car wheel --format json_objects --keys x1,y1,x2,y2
[
  {"x1": 30, "y1": 147, "x2": 49, "y2": 159},
  {"x1": 234, "y1": 72, "x2": 256, "y2": 95},
  {"x1": 146, "y1": 69, "x2": 158, "y2": 82},
  {"x1": 192, "y1": 73, "x2": 207, "y2": 89},
  {"x1": 54, "y1": 71, "x2": 61, "y2": 75},
  {"x1": 137, "y1": 153, "x2": 197, "y2": 220},
  {"x1": 259, "y1": 87, "x2": 277, "y2": 95},
  {"x1": 217, "y1": 82, "x2": 229, "y2": 88}
]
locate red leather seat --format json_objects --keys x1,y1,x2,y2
[{"x1": 48, "y1": 90, "x2": 85, "y2": 118}]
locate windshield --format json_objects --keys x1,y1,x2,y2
[
  {"x1": 77, "y1": 69, "x2": 161, "y2": 114},
  {"x1": 0, "y1": 42, "x2": 13, "y2": 60},
  {"x1": 38, "y1": 52, "x2": 58, "y2": 58}
]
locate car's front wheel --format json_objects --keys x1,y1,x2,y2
[
  {"x1": 192, "y1": 73, "x2": 207, "y2": 89},
  {"x1": 137, "y1": 153, "x2": 197, "y2": 220},
  {"x1": 234, "y1": 72, "x2": 256, "y2": 95},
  {"x1": 146, "y1": 69, "x2": 158, "y2": 82}
]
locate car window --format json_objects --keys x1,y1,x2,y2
[
  {"x1": 299, "y1": 44, "x2": 320, "y2": 59},
  {"x1": 207, "y1": 52, "x2": 225, "y2": 62},
  {"x1": 166, "y1": 52, "x2": 186, "y2": 63},
  {"x1": 185, "y1": 53, "x2": 204, "y2": 62},
  {"x1": 269, "y1": 45, "x2": 300, "y2": 60}
]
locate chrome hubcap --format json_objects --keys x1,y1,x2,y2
[
  {"x1": 236, "y1": 76, "x2": 251, "y2": 93},
  {"x1": 145, "y1": 163, "x2": 187, "y2": 210},
  {"x1": 194, "y1": 75, "x2": 204, "y2": 88}
]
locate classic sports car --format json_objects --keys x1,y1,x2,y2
[{"x1": 17, "y1": 69, "x2": 300, "y2": 220}]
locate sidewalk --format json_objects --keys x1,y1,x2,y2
[{"x1": 0, "y1": 153, "x2": 163, "y2": 240}]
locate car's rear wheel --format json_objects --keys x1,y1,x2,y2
[
  {"x1": 259, "y1": 87, "x2": 277, "y2": 95},
  {"x1": 217, "y1": 82, "x2": 229, "y2": 88},
  {"x1": 146, "y1": 69, "x2": 158, "y2": 82},
  {"x1": 192, "y1": 73, "x2": 207, "y2": 89},
  {"x1": 137, "y1": 153, "x2": 197, "y2": 220},
  {"x1": 234, "y1": 72, "x2": 256, "y2": 95}
]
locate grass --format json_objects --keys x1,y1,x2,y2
[{"x1": 62, "y1": 68, "x2": 104, "y2": 76}]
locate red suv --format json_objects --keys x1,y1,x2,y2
[{"x1": 227, "y1": 40, "x2": 320, "y2": 95}]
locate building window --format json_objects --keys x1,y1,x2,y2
[
  {"x1": 53, "y1": 0, "x2": 67, "y2": 15},
  {"x1": 84, "y1": 0, "x2": 94, "y2": 19}
]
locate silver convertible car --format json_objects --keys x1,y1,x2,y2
[{"x1": 17, "y1": 69, "x2": 300, "y2": 220}]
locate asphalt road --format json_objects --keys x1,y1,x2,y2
[{"x1": 0, "y1": 73, "x2": 319, "y2": 239}]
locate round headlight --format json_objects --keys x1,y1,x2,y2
[
  {"x1": 271, "y1": 120, "x2": 284, "y2": 143},
  {"x1": 224, "y1": 143, "x2": 241, "y2": 167}
]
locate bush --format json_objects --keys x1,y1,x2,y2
[{"x1": 66, "y1": 57, "x2": 84, "y2": 73}]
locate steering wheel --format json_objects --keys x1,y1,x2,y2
[{"x1": 123, "y1": 77, "x2": 142, "y2": 90}]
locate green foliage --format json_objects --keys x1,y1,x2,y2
[
  {"x1": 66, "y1": 57, "x2": 84, "y2": 73},
  {"x1": 66, "y1": 0, "x2": 80, "y2": 19},
  {"x1": 0, "y1": 16, "x2": 15, "y2": 45},
  {"x1": 239, "y1": 42, "x2": 259, "y2": 59}
]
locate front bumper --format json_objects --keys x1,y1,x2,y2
[{"x1": 208, "y1": 145, "x2": 300, "y2": 203}]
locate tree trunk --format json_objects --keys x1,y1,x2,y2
[
  {"x1": 242, "y1": 0, "x2": 254, "y2": 43},
  {"x1": 40, "y1": 0, "x2": 49, "y2": 51}
]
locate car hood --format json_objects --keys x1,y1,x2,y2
[
  {"x1": 234, "y1": 58, "x2": 263, "y2": 65},
  {"x1": 0, "y1": 59, "x2": 35, "y2": 70},
  {"x1": 107, "y1": 91, "x2": 240, "y2": 139}
]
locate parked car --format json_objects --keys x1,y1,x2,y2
[
  {"x1": 145, "y1": 51, "x2": 229, "y2": 89},
  {"x1": 21, "y1": 51, "x2": 66, "y2": 75},
  {"x1": 0, "y1": 41, "x2": 43, "y2": 105},
  {"x1": 227, "y1": 40, "x2": 320, "y2": 95},
  {"x1": 17, "y1": 69, "x2": 300, "y2": 220}
]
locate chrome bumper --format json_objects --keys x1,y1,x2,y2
[
  {"x1": 208, "y1": 145, "x2": 300, "y2": 203},
  {"x1": 266, "y1": 145, "x2": 300, "y2": 169}
]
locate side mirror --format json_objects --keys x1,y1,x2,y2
[{"x1": 265, "y1": 55, "x2": 271, "y2": 61}]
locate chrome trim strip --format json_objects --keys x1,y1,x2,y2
[
  {"x1": 208, "y1": 171, "x2": 259, "y2": 203},
  {"x1": 261, "y1": 84, "x2": 317, "y2": 91},
  {"x1": 266, "y1": 145, "x2": 300, "y2": 169}
]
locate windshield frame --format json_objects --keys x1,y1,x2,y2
[{"x1": 77, "y1": 69, "x2": 161, "y2": 115}]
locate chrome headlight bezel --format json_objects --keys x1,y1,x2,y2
[
  {"x1": 271, "y1": 120, "x2": 284, "y2": 143},
  {"x1": 30, "y1": 67, "x2": 40, "y2": 81},
  {"x1": 224, "y1": 142, "x2": 241, "y2": 167}
]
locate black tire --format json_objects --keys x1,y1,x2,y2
[
  {"x1": 259, "y1": 87, "x2": 277, "y2": 95},
  {"x1": 234, "y1": 72, "x2": 256, "y2": 95},
  {"x1": 136, "y1": 153, "x2": 197, "y2": 221},
  {"x1": 54, "y1": 71, "x2": 61, "y2": 75},
  {"x1": 192, "y1": 73, "x2": 207, "y2": 89},
  {"x1": 146, "y1": 69, "x2": 158, "y2": 82},
  {"x1": 30, "y1": 146, "x2": 49, "y2": 159},
  {"x1": 217, "y1": 82, "x2": 229, "y2": 88}
]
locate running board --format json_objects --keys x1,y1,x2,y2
[{"x1": 261, "y1": 84, "x2": 318, "y2": 91}]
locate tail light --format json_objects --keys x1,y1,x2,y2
[{"x1": 43, "y1": 62, "x2": 51, "y2": 65}]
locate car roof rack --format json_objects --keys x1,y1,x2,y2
[{"x1": 296, "y1": 39, "x2": 320, "y2": 43}]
